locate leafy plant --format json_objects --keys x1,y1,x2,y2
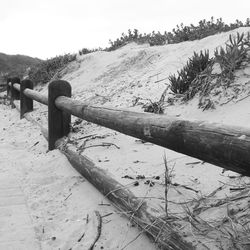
[
  {"x1": 214, "y1": 32, "x2": 250, "y2": 79},
  {"x1": 28, "y1": 53, "x2": 76, "y2": 85},
  {"x1": 143, "y1": 100, "x2": 164, "y2": 114},
  {"x1": 169, "y1": 50, "x2": 211, "y2": 94},
  {"x1": 178, "y1": 32, "x2": 250, "y2": 110},
  {"x1": 78, "y1": 48, "x2": 101, "y2": 56},
  {"x1": 106, "y1": 17, "x2": 250, "y2": 51}
]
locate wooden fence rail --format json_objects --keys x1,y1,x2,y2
[
  {"x1": 5, "y1": 76, "x2": 250, "y2": 249},
  {"x1": 7, "y1": 77, "x2": 250, "y2": 177}
]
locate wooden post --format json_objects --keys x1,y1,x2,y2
[
  {"x1": 10, "y1": 77, "x2": 20, "y2": 108},
  {"x1": 20, "y1": 80, "x2": 33, "y2": 119},
  {"x1": 6, "y1": 77, "x2": 11, "y2": 97},
  {"x1": 48, "y1": 80, "x2": 71, "y2": 150}
]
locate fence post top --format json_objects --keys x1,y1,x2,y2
[
  {"x1": 21, "y1": 79, "x2": 33, "y2": 90},
  {"x1": 11, "y1": 77, "x2": 21, "y2": 84},
  {"x1": 48, "y1": 80, "x2": 71, "y2": 92},
  {"x1": 21, "y1": 79, "x2": 33, "y2": 84}
]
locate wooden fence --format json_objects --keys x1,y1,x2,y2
[
  {"x1": 6, "y1": 77, "x2": 250, "y2": 177},
  {"x1": 4, "y1": 76, "x2": 250, "y2": 250}
]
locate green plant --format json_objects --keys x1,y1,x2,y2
[
  {"x1": 28, "y1": 53, "x2": 76, "y2": 85},
  {"x1": 214, "y1": 32, "x2": 250, "y2": 79},
  {"x1": 148, "y1": 32, "x2": 167, "y2": 46},
  {"x1": 178, "y1": 32, "x2": 250, "y2": 110},
  {"x1": 106, "y1": 17, "x2": 250, "y2": 51},
  {"x1": 143, "y1": 100, "x2": 164, "y2": 114},
  {"x1": 169, "y1": 50, "x2": 211, "y2": 94},
  {"x1": 78, "y1": 48, "x2": 101, "y2": 56}
]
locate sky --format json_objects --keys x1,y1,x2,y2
[{"x1": 1, "y1": 0, "x2": 250, "y2": 59}]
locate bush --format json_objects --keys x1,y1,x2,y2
[
  {"x1": 148, "y1": 32, "x2": 168, "y2": 46},
  {"x1": 28, "y1": 53, "x2": 76, "y2": 85},
  {"x1": 78, "y1": 48, "x2": 101, "y2": 56},
  {"x1": 106, "y1": 17, "x2": 250, "y2": 51},
  {"x1": 168, "y1": 50, "x2": 211, "y2": 94},
  {"x1": 214, "y1": 32, "x2": 250, "y2": 79},
  {"x1": 179, "y1": 32, "x2": 250, "y2": 110},
  {"x1": 143, "y1": 101, "x2": 164, "y2": 114}
]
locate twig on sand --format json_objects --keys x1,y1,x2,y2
[
  {"x1": 95, "y1": 93, "x2": 111, "y2": 101},
  {"x1": 155, "y1": 77, "x2": 169, "y2": 84},
  {"x1": 29, "y1": 141, "x2": 39, "y2": 149},
  {"x1": 235, "y1": 94, "x2": 250, "y2": 103},
  {"x1": 229, "y1": 187, "x2": 246, "y2": 191},
  {"x1": 77, "y1": 134, "x2": 97, "y2": 140},
  {"x1": 78, "y1": 142, "x2": 120, "y2": 153},
  {"x1": 101, "y1": 212, "x2": 113, "y2": 218},
  {"x1": 64, "y1": 193, "x2": 72, "y2": 201},
  {"x1": 98, "y1": 202, "x2": 111, "y2": 206},
  {"x1": 88, "y1": 211, "x2": 102, "y2": 250},
  {"x1": 185, "y1": 161, "x2": 202, "y2": 165},
  {"x1": 120, "y1": 224, "x2": 152, "y2": 250},
  {"x1": 77, "y1": 232, "x2": 85, "y2": 242},
  {"x1": 172, "y1": 183, "x2": 199, "y2": 193},
  {"x1": 220, "y1": 96, "x2": 235, "y2": 106}
]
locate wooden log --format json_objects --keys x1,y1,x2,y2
[
  {"x1": 48, "y1": 80, "x2": 71, "y2": 150},
  {"x1": 10, "y1": 77, "x2": 20, "y2": 108},
  {"x1": 13, "y1": 83, "x2": 20, "y2": 92},
  {"x1": 5, "y1": 78, "x2": 10, "y2": 96},
  {"x1": 55, "y1": 139, "x2": 194, "y2": 250},
  {"x1": 20, "y1": 80, "x2": 33, "y2": 119},
  {"x1": 55, "y1": 97, "x2": 250, "y2": 176},
  {"x1": 23, "y1": 88, "x2": 48, "y2": 105}
]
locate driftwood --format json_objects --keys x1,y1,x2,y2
[
  {"x1": 56, "y1": 139, "x2": 194, "y2": 250},
  {"x1": 55, "y1": 96, "x2": 250, "y2": 176}
]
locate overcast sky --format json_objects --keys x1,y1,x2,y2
[{"x1": 1, "y1": 0, "x2": 250, "y2": 59}]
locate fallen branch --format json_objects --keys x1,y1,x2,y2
[
  {"x1": 95, "y1": 93, "x2": 111, "y2": 101},
  {"x1": 64, "y1": 193, "x2": 72, "y2": 201},
  {"x1": 78, "y1": 142, "x2": 120, "y2": 153},
  {"x1": 88, "y1": 211, "x2": 102, "y2": 250},
  {"x1": 185, "y1": 161, "x2": 202, "y2": 165},
  {"x1": 155, "y1": 77, "x2": 169, "y2": 83},
  {"x1": 172, "y1": 183, "x2": 199, "y2": 193},
  {"x1": 235, "y1": 94, "x2": 250, "y2": 103},
  {"x1": 56, "y1": 138, "x2": 194, "y2": 249},
  {"x1": 220, "y1": 96, "x2": 235, "y2": 106},
  {"x1": 76, "y1": 134, "x2": 97, "y2": 140}
]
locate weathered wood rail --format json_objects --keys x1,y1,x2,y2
[
  {"x1": 4, "y1": 76, "x2": 250, "y2": 249},
  {"x1": 7, "y1": 77, "x2": 250, "y2": 177}
]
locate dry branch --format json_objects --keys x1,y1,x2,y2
[{"x1": 88, "y1": 211, "x2": 102, "y2": 250}]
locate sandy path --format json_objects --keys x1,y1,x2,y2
[
  {"x1": 0, "y1": 105, "x2": 41, "y2": 249},
  {"x1": 0, "y1": 104, "x2": 157, "y2": 250}
]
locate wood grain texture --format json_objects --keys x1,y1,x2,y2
[
  {"x1": 55, "y1": 96, "x2": 250, "y2": 176},
  {"x1": 10, "y1": 77, "x2": 20, "y2": 107},
  {"x1": 20, "y1": 80, "x2": 33, "y2": 119},
  {"x1": 23, "y1": 88, "x2": 48, "y2": 105},
  {"x1": 48, "y1": 81, "x2": 71, "y2": 150}
]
